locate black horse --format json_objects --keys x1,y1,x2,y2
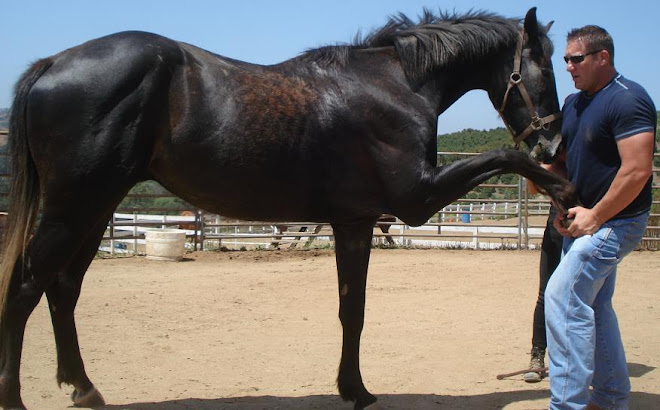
[{"x1": 0, "y1": 8, "x2": 575, "y2": 409}]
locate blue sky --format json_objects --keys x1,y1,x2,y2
[{"x1": 2, "y1": 0, "x2": 658, "y2": 133}]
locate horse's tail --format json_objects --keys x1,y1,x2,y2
[{"x1": 0, "y1": 58, "x2": 53, "y2": 318}]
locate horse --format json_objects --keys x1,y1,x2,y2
[
  {"x1": 0, "y1": 7, "x2": 576, "y2": 409},
  {"x1": 177, "y1": 210, "x2": 198, "y2": 231}
]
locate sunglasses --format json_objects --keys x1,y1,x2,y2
[{"x1": 563, "y1": 49, "x2": 603, "y2": 64}]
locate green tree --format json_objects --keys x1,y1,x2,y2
[
  {"x1": 436, "y1": 127, "x2": 519, "y2": 199},
  {"x1": 118, "y1": 181, "x2": 192, "y2": 214}
]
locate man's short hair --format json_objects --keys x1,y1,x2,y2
[{"x1": 567, "y1": 25, "x2": 615, "y2": 65}]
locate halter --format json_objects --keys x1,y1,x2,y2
[{"x1": 498, "y1": 30, "x2": 562, "y2": 149}]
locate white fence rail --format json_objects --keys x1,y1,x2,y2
[{"x1": 100, "y1": 194, "x2": 550, "y2": 254}]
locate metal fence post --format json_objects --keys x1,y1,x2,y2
[
  {"x1": 199, "y1": 210, "x2": 205, "y2": 251},
  {"x1": 109, "y1": 214, "x2": 115, "y2": 255},
  {"x1": 523, "y1": 178, "x2": 529, "y2": 249},
  {"x1": 518, "y1": 176, "x2": 523, "y2": 249},
  {"x1": 133, "y1": 212, "x2": 138, "y2": 255}
]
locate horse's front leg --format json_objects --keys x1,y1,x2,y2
[
  {"x1": 409, "y1": 149, "x2": 577, "y2": 223},
  {"x1": 331, "y1": 220, "x2": 378, "y2": 410}
]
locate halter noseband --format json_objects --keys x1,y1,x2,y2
[{"x1": 498, "y1": 30, "x2": 562, "y2": 149}]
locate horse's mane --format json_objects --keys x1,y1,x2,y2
[{"x1": 299, "y1": 9, "x2": 526, "y2": 85}]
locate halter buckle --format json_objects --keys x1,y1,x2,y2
[
  {"x1": 530, "y1": 115, "x2": 543, "y2": 130},
  {"x1": 509, "y1": 72, "x2": 522, "y2": 84}
]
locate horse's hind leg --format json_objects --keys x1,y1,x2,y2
[
  {"x1": 0, "y1": 217, "x2": 95, "y2": 408},
  {"x1": 332, "y1": 221, "x2": 378, "y2": 410},
  {"x1": 0, "y1": 197, "x2": 122, "y2": 409},
  {"x1": 0, "y1": 236, "x2": 49, "y2": 410},
  {"x1": 45, "y1": 212, "x2": 115, "y2": 407}
]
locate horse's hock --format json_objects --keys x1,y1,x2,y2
[{"x1": 144, "y1": 229, "x2": 187, "y2": 261}]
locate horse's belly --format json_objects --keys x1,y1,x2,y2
[{"x1": 152, "y1": 160, "x2": 324, "y2": 221}]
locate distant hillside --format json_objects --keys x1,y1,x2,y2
[
  {"x1": 436, "y1": 127, "x2": 519, "y2": 199},
  {"x1": 437, "y1": 127, "x2": 514, "y2": 153}
]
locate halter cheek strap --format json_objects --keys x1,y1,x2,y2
[{"x1": 498, "y1": 30, "x2": 562, "y2": 149}]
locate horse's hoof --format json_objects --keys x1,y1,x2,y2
[
  {"x1": 561, "y1": 217, "x2": 574, "y2": 229},
  {"x1": 71, "y1": 386, "x2": 105, "y2": 407}
]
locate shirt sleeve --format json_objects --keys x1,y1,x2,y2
[{"x1": 608, "y1": 86, "x2": 657, "y2": 141}]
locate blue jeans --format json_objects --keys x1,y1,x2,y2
[{"x1": 545, "y1": 212, "x2": 649, "y2": 410}]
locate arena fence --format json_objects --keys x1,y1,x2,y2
[{"x1": 0, "y1": 130, "x2": 658, "y2": 252}]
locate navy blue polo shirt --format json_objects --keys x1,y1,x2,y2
[{"x1": 561, "y1": 74, "x2": 657, "y2": 219}]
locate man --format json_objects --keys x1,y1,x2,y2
[{"x1": 545, "y1": 25, "x2": 656, "y2": 409}]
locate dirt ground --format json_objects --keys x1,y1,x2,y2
[{"x1": 20, "y1": 249, "x2": 659, "y2": 409}]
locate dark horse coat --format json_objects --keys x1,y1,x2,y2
[{"x1": 0, "y1": 8, "x2": 575, "y2": 409}]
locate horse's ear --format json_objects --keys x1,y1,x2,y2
[
  {"x1": 543, "y1": 21, "x2": 555, "y2": 35},
  {"x1": 523, "y1": 7, "x2": 539, "y2": 41}
]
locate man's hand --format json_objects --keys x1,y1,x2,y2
[
  {"x1": 554, "y1": 206, "x2": 602, "y2": 237},
  {"x1": 553, "y1": 131, "x2": 654, "y2": 237}
]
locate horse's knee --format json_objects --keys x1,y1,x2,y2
[{"x1": 46, "y1": 279, "x2": 83, "y2": 314}]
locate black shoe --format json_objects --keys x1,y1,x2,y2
[{"x1": 523, "y1": 347, "x2": 545, "y2": 383}]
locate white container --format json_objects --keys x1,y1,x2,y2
[{"x1": 145, "y1": 229, "x2": 187, "y2": 261}]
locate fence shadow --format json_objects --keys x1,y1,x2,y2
[{"x1": 101, "y1": 389, "x2": 659, "y2": 409}]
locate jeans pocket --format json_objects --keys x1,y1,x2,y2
[
  {"x1": 593, "y1": 250, "x2": 619, "y2": 264},
  {"x1": 591, "y1": 227, "x2": 620, "y2": 265}
]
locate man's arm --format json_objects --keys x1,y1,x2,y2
[{"x1": 556, "y1": 131, "x2": 655, "y2": 237}]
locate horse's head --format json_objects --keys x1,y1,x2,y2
[{"x1": 492, "y1": 8, "x2": 562, "y2": 163}]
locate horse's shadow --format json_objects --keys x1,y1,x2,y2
[
  {"x1": 101, "y1": 390, "x2": 549, "y2": 410},
  {"x1": 101, "y1": 388, "x2": 659, "y2": 409},
  {"x1": 101, "y1": 363, "x2": 657, "y2": 409}
]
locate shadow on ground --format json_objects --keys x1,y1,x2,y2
[
  {"x1": 628, "y1": 362, "x2": 655, "y2": 378},
  {"x1": 101, "y1": 389, "x2": 658, "y2": 409}
]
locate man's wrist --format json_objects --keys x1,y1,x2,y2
[{"x1": 589, "y1": 207, "x2": 606, "y2": 226}]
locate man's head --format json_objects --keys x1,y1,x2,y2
[{"x1": 564, "y1": 25, "x2": 616, "y2": 94}]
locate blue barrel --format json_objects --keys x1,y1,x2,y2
[{"x1": 461, "y1": 209, "x2": 471, "y2": 223}]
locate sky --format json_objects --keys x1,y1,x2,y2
[{"x1": 2, "y1": 0, "x2": 658, "y2": 134}]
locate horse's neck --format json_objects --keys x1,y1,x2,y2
[
  {"x1": 341, "y1": 45, "x2": 502, "y2": 115},
  {"x1": 421, "y1": 60, "x2": 503, "y2": 117},
  {"x1": 396, "y1": 24, "x2": 517, "y2": 116}
]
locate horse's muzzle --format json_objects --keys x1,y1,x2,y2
[{"x1": 529, "y1": 134, "x2": 562, "y2": 164}]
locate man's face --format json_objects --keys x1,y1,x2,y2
[{"x1": 564, "y1": 40, "x2": 604, "y2": 94}]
